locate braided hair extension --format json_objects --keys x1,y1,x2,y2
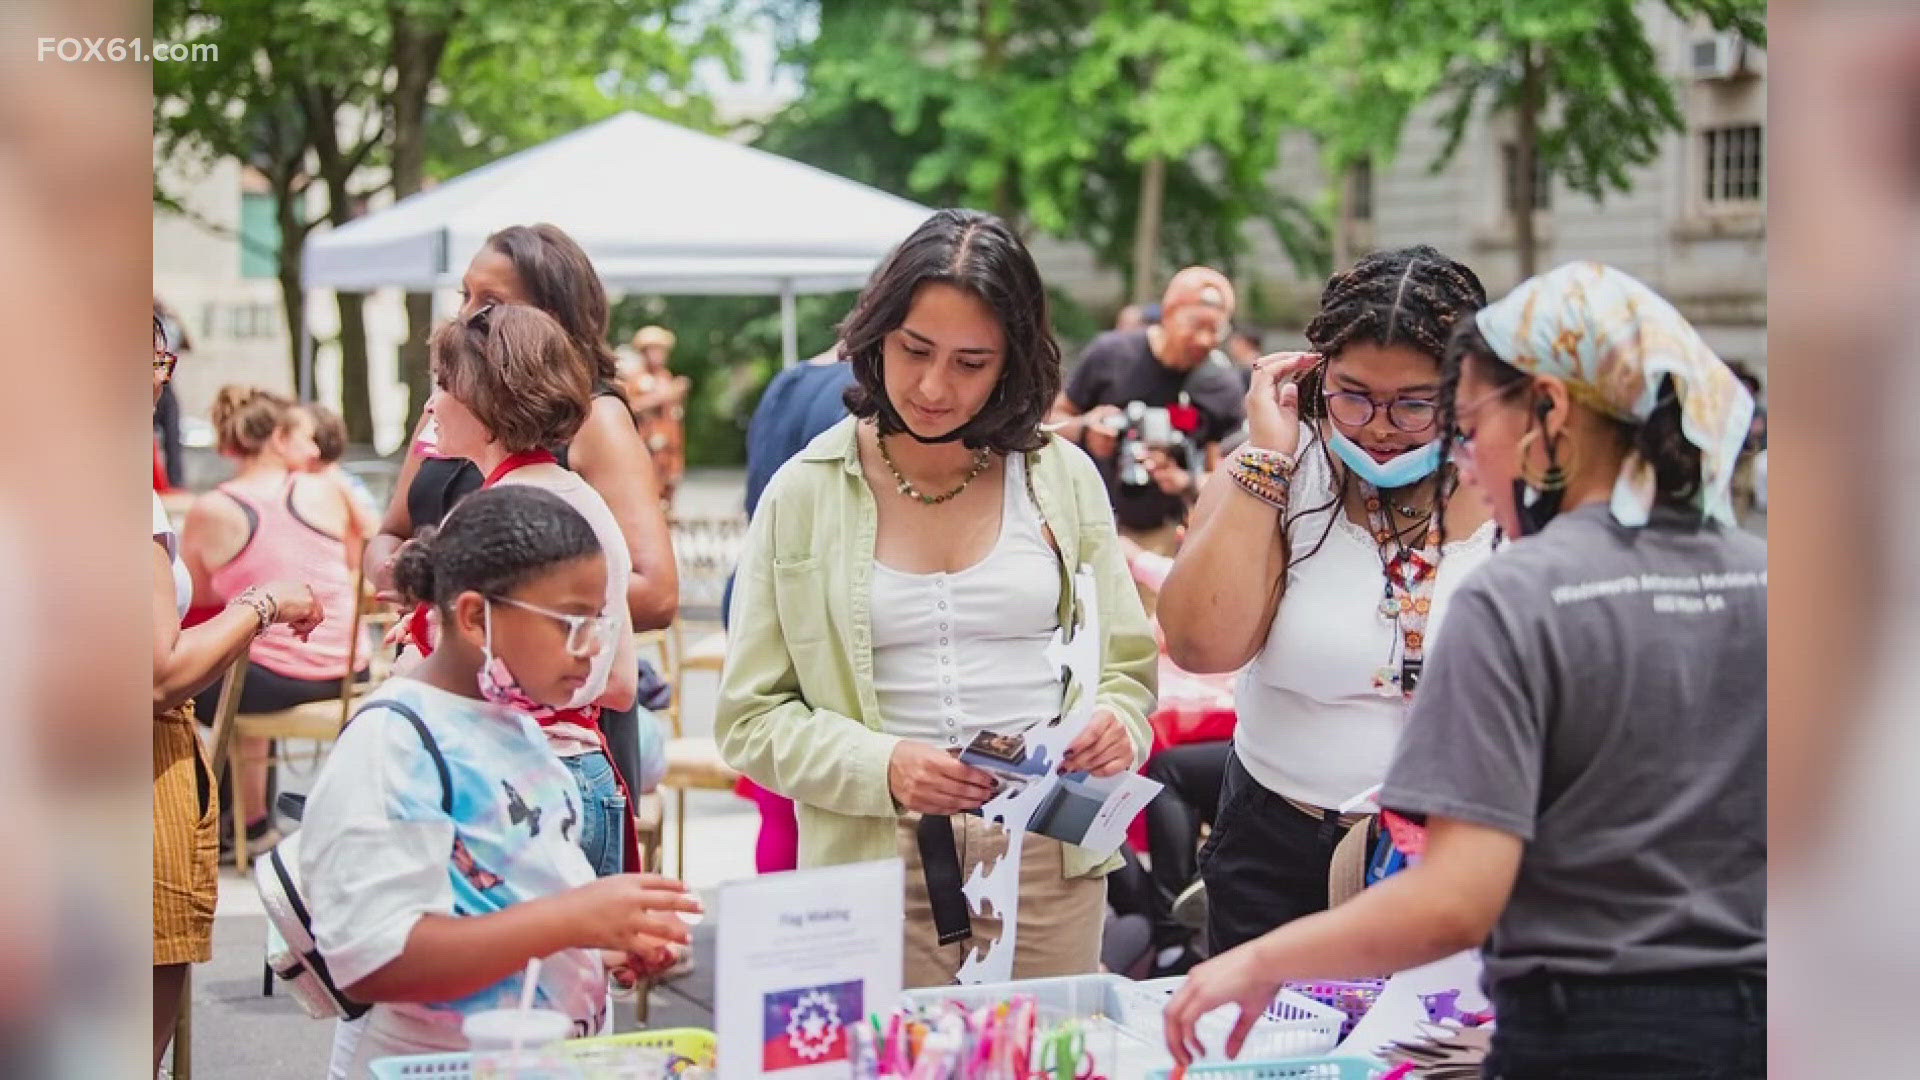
[{"x1": 1286, "y1": 246, "x2": 1487, "y2": 566}]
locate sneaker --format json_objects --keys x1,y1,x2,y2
[
  {"x1": 1171, "y1": 879, "x2": 1208, "y2": 932},
  {"x1": 1148, "y1": 943, "x2": 1205, "y2": 979},
  {"x1": 243, "y1": 826, "x2": 283, "y2": 862}
]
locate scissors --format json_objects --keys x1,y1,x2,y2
[{"x1": 1040, "y1": 1021, "x2": 1101, "y2": 1080}]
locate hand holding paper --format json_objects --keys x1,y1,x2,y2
[
  {"x1": 888, "y1": 741, "x2": 998, "y2": 814},
  {"x1": 1059, "y1": 707, "x2": 1134, "y2": 776}
]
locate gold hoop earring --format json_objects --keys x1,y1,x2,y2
[{"x1": 1517, "y1": 428, "x2": 1574, "y2": 492}]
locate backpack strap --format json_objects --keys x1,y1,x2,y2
[{"x1": 349, "y1": 699, "x2": 453, "y2": 815}]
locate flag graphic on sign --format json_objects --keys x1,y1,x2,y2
[{"x1": 761, "y1": 979, "x2": 863, "y2": 1071}]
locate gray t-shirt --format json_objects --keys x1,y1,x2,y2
[{"x1": 1381, "y1": 504, "x2": 1766, "y2": 987}]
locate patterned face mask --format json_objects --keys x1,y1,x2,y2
[{"x1": 476, "y1": 602, "x2": 544, "y2": 713}]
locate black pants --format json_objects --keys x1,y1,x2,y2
[
  {"x1": 1486, "y1": 970, "x2": 1766, "y2": 1079},
  {"x1": 191, "y1": 661, "x2": 357, "y2": 720},
  {"x1": 1142, "y1": 740, "x2": 1228, "y2": 948},
  {"x1": 193, "y1": 662, "x2": 366, "y2": 833},
  {"x1": 1199, "y1": 747, "x2": 1344, "y2": 955}
]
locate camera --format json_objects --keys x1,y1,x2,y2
[{"x1": 1107, "y1": 400, "x2": 1197, "y2": 487}]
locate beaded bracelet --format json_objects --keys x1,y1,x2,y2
[
  {"x1": 1228, "y1": 461, "x2": 1291, "y2": 509},
  {"x1": 1233, "y1": 445, "x2": 1298, "y2": 480},
  {"x1": 232, "y1": 587, "x2": 277, "y2": 638}
]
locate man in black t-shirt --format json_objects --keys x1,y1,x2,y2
[{"x1": 1050, "y1": 267, "x2": 1246, "y2": 554}]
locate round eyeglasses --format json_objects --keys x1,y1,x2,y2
[
  {"x1": 1322, "y1": 390, "x2": 1439, "y2": 433},
  {"x1": 153, "y1": 349, "x2": 179, "y2": 378}
]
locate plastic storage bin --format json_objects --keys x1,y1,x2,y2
[
  {"x1": 903, "y1": 974, "x2": 1164, "y2": 1080},
  {"x1": 1120, "y1": 977, "x2": 1346, "y2": 1060},
  {"x1": 368, "y1": 1027, "x2": 715, "y2": 1080},
  {"x1": 1144, "y1": 1056, "x2": 1385, "y2": 1080},
  {"x1": 1283, "y1": 979, "x2": 1387, "y2": 1041}
]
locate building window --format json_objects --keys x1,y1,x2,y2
[
  {"x1": 1703, "y1": 124, "x2": 1764, "y2": 203},
  {"x1": 1502, "y1": 143, "x2": 1551, "y2": 212},
  {"x1": 1350, "y1": 158, "x2": 1373, "y2": 221},
  {"x1": 239, "y1": 192, "x2": 281, "y2": 279}
]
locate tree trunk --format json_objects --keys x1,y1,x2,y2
[
  {"x1": 1514, "y1": 43, "x2": 1543, "y2": 281},
  {"x1": 1130, "y1": 155, "x2": 1167, "y2": 302},
  {"x1": 334, "y1": 292, "x2": 373, "y2": 441},
  {"x1": 273, "y1": 174, "x2": 308, "y2": 394},
  {"x1": 980, "y1": 0, "x2": 1016, "y2": 223},
  {"x1": 1331, "y1": 161, "x2": 1355, "y2": 272},
  {"x1": 306, "y1": 89, "x2": 377, "y2": 444},
  {"x1": 390, "y1": 13, "x2": 455, "y2": 432}
]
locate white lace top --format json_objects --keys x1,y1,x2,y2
[{"x1": 1234, "y1": 422, "x2": 1496, "y2": 808}]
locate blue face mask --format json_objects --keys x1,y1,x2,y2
[{"x1": 1326, "y1": 426, "x2": 1443, "y2": 490}]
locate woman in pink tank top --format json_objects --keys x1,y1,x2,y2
[{"x1": 181, "y1": 386, "x2": 371, "y2": 857}]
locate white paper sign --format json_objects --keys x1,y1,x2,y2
[{"x1": 715, "y1": 859, "x2": 905, "y2": 1080}]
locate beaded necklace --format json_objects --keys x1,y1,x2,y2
[{"x1": 1359, "y1": 477, "x2": 1447, "y2": 699}]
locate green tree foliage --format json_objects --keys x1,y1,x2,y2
[
  {"x1": 154, "y1": 0, "x2": 730, "y2": 439},
  {"x1": 761, "y1": 0, "x2": 1329, "y2": 299},
  {"x1": 1329, "y1": 0, "x2": 1766, "y2": 275},
  {"x1": 154, "y1": 0, "x2": 387, "y2": 409}
]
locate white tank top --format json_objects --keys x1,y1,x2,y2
[
  {"x1": 1233, "y1": 424, "x2": 1495, "y2": 809},
  {"x1": 870, "y1": 454, "x2": 1063, "y2": 750}
]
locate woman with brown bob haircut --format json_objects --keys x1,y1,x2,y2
[
  {"x1": 407, "y1": 302, "x2": 642, "y2": 878},
  {"x1": 368, "y1": 223, "x2": 677, "y2": 631},
  {"x1": 717, "y1": 208, "x2": 1158, "y2": 987}
]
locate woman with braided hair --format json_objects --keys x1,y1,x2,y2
[{"x1": 1157, "y1": 246, "x2": 1495, "y2": 956}]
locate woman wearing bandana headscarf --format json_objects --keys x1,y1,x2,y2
[{"x1": 1165, "y1": 263, "x2": 1765, "y2": 1079}]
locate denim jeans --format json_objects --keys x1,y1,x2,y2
[
  {"x1": 560, "y1": 751, "x2": 627, "y2": 878},
  {"x1": 1485, "y1": 970, "x2": 1766, "y2": 1079}
]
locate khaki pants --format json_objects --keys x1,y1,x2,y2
[{"x1": 897, "y1": 814, "x2": 1106, "y2": 989}]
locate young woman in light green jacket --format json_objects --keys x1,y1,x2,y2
[{"x1": 716, "y1": 209, "x2": 1158, "y2": 986}]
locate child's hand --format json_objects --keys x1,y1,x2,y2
[
  {"x1": 601, "y1": 945, "x2": 685, "y2": 989},
  {"x1": 566, "y1": 873, "x2": 703, "y2": 958}
]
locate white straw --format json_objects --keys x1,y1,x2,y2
[{"x1": 511, "y1": 957, "x2": 543, "y2": 1055}]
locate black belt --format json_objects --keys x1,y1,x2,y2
[{"x1": 916, "y1": 814, "x2": 973, "y2": 946}]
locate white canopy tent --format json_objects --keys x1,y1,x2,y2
[{"x1": 299, "y1": 110, "x2": 933, "y2": 396}]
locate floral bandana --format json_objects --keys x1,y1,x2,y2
[{"x1": 1472, "y1": 261, "x2": 1754, "y2": 528}]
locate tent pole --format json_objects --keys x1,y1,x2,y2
[{"x1": 780, "y1": 280, "x2": 798, "y2": 369}]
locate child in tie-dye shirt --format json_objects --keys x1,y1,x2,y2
[{"x1": 299, "y1": 486, "x2": 701, "y2": 1077}]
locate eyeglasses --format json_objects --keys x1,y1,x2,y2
[
  {"x1": 1447, "y1": 379, "x2": 1534, "y2": 451},
  {"x1": 1322, "y1": 390, "x2": 1439, "y2": 433},
  {"x1": 487, "y1": 595, "x2": 618, "y2": 657},
  {"x1": 153, "y1": 349, "x2": 178, "y2": 378}
]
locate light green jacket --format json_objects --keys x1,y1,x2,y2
[{"x1": 715, "y1": 417, "x2": 1159, "y2": 879}]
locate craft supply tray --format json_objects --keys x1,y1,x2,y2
[{"x1": 369, "y1": 1027, "x2": 715, "y2": 1079}]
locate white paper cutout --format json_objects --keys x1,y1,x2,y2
[{"x1": 953, "y1": 567, "x2": 1104, "y2": 984}]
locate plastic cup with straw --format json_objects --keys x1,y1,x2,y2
[{"x1": 463, "y1": 957, "x2": 573, "y2": 1075}]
